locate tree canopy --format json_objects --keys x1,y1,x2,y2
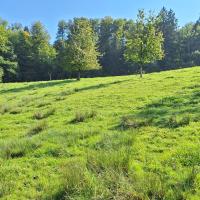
[
  {"x1": 0, "y1": 23, "x2": 17, "y2": 82},
  {"x1": 1, "y1": 8, "x2": 200, "y2": 82},
  {"x1": 63, "y1": 18, "x2": 101, "y2": 80},
  {"x1": 124, "y1": 10, "x2": 164, "y2": 77}
]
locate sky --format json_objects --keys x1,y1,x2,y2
[{"x1": 1, "y1": 0, "x2": 200, "y2": 42}]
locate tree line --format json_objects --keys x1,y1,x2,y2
[{"x1": 1, "y1": 7, "x2": 200, "y2": 82}]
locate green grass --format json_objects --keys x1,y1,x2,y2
[{"x1": 1, "y1": 67, "x2": 200, "y2": 199}]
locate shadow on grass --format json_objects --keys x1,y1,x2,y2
[
  {"x1": 56, "y1": 79, "x2": 132, "y2": 100},
  {"x1": 1, "y1": 79, "x2": 131, "y2": 95},
  {"x1": 0, "y1": 79, "x2": 76, "y2": 94},
  {"x1": 73, "y1": 79, "x2": 131, "y2": 93},
  {"x1": 51, "y1": 190, "x2": 66, "y2": 200},
  {"x1": 119, "y1": 87, "x2": 200, "y2": 129}
]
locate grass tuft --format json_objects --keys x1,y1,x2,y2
[
  {"x1": 167, "y1": 115, "x2": 190, "y2": 128},
  {"x1": 9, "y1": 107, "x2": 22, "y2": 115},
  {"x1": 27, "y1": 121, "x2": 48, "y2": 136},
  {"x1": 120, "y1": 116, "x2": 151, "y2": 129},
  {"x1": 0, "y1": 104, "x2": 11, "y2": 114},
  {"x1": 60, "y1": 159, "x2": 94, "y2": 198},
  {"x1": 33, "y1": 108, "x2": 55, "y2": 120},
  {"x1": 0, "y1": 138, "x2": 41, "y2": 159},
  {"x1": 72, "y1": 110, "x2": 97, "y2": 123}
]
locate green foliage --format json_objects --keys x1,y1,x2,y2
[
  {"x1": 64, "y1": 18, "x2": 101, "y2": 80},
  {"x1": 98, "y1": 17, "x2": 135, "y2": 75},
  {"x1": 10, "y1": 21, "x2": 56, "y2": 81},
  {"x1": 0, "y1": 24, "x2": 17, "y2": 82},
  {"x1": 30, "y1": 22, "x2": 56, "y2": 80},
  {"x1": 156, "y1": 7, "x2": 179, "y2": 69},
  {"x1": 125, "y1": 10, "x2": 164, "y2": 77},
  {"x1": 2, "y1": 8, "x2": 200, "y2": 82}
]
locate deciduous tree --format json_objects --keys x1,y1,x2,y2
[
  {"x1": 124, "y1": 10, "x2": 164, "y2": 77},
  {"x1": 65, "y1": 18, "x2": 101, "y2": 80}
]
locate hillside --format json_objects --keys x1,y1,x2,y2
[{"x1": 1, "y1": 67, "x2": 200, "y2": 199}]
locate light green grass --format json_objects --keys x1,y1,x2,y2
[{"x1": 1, "y1": 67, "x2": 200, "y2": 199}]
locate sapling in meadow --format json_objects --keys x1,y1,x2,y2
[{"x1": 124, "y1": 10, "x2": 164, "y2": 77}]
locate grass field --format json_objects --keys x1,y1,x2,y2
[{"x1": 1, "y1": 67, "x2": 200, "y2": 199}]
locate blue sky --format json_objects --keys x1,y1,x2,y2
[{"x1": 1, "y1": 0, "x2": 200, "y2": 41}]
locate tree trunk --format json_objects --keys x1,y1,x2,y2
[
  {"x1": 140, "y1": 65, "x2": 143, "y2": 78},
  {"x1": 48, "y1": 72, "x2": 52, "y2": 81},
  {"x1": 77, "y1": 71, "x2": 81, "y2": 81}
]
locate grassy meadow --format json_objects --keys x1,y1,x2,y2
[{"x1": 1, "y1": 67, "x2": 200, "y2": 199}]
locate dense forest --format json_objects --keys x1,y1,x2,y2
[{"x1": 1, "y1": 7, "x2": 200, "y2": 82}]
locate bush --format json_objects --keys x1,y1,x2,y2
[{"x1": 27, "y1": 121, "x2": 48, "y2": 136}]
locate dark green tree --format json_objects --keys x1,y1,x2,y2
[
  {"x1": 156, "y1": 7, "x2": 179, "y2": 69},
  {"x1": 30, "y1": 22, "x2": 56, "y2": 80},
  {"x1": 0, "y1": 22, "x2": 17, "y2": 82},
  {"x1": 54, "y1": 20, "x2": 68, "y2": 74}
]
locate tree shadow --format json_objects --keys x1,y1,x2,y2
[
  {"x1": 0, "y1": 79, "x2": 77, "y2": 94},
  {"x1": 120, "y1": 87, "x2": 200, "y2": 129},
  {"x1": 73, "y1": 79, "x2": 131, "y2": 93},
  {"x1": 1, "y1": 79, "x2": 131, "y2": 95}
]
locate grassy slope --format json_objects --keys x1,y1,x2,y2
[{"x1": 0, "y1": 67, "x2": 200, "y2": 199}]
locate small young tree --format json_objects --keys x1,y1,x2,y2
[
  {"x1": 65, "y1": 18, "x2": 101, "y2": 80},
  {"x1": 124, "y1": 10, "x2": 164, "y2": 77}
]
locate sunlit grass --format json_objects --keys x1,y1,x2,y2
[{"x1": 0, "y1": 67, "x2": 200, "y2": 199}]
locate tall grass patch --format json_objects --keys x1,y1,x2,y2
[
  {"x1": 27, "y1": 121, "x2": 48, "y2": 136},
  {"x1": 0, "y1": 104, "x2": 11, "y2": 114},
  {"x1": 60, "y1": 159, "x2": 95, "y2": 199},
  {"x1": 33, "y1": 108, "x2": 55, "y2": 120},
  {"x1": 72, "y1": 110, "x2": 97, "y2": 123},
  {"x1": 0, "y1": 138, "x2": 41, "y2": 159}
]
